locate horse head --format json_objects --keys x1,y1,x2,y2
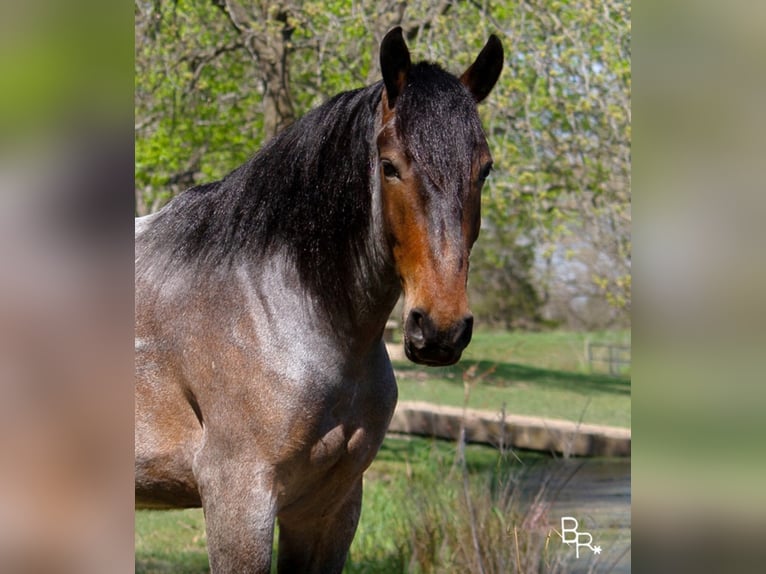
[{"x1": 376, "y1": 27, "x2": 503, "y2": 366}]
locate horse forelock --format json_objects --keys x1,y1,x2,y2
[{"x1": 394, "y1": 63, "x2": 486, "y2": 204}]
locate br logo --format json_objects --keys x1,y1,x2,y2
[{"x1": 560, "y1": 517, "x2": 602, "y2": 558}]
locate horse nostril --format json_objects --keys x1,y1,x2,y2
[
  {"x1": 405, "y1": 308, "x2": 427, "y2": 347},
  {"x1": 404, "y1": 310, "x2": 474, "y2": 365},
  {"x1": 453, "y1": 314, "x2": 474, "y2": 349}
]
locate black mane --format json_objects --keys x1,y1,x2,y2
[
  {"x1": 142, "y1": 64, "x2": 483, "y2": 315},
  {"x1": 145, "y1": 83, "x2": 383, "y2": 310}
]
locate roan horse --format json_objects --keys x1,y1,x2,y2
[{"x1": 135, "y1": 27, "x2": 503, "y2": 573}]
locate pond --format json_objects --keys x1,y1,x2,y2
[{"x1": 514, "y1": 456, "x2": 631, "y2": 573}]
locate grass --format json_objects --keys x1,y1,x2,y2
[
  {"x1": 344, "y1": 437, "x2": 558, "y2": 573},
  {"x1": 134, "y1": 509, "x2": 210, "y2": 573},
  {"x1": 135, "y1": 330, "x2": 631, "y2": 572},
  {"x1": 394, "y1": 329, "x2": 631, "y2": 428}
]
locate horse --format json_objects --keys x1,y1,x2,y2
[{"x1": 135, "y1": 27, "x2": 503, "y2": 573}]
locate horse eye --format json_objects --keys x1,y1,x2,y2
[
  {"x1": 478, "y1": 162, "x2": 493, "y2": 183},
  {"x1": 381, "y1": 160, "x2": 400, "y2": 180}
]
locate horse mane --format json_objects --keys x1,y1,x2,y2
[{"x1": 141, "y1": 63, "x2": 483, "y2": 316}]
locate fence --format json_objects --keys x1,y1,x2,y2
[{"x1": 588, "y1": 343, "x2": 631, "y2": 376}]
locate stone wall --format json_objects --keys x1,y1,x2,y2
[{"x1": 388, "y1": 401, "x2": 630, "y2": 457}]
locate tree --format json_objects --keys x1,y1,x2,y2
[
  {"x1": 211, "y1": 1, "x2": 296, "y2": 138},
  {"x1": 473, "y1": 0, "x2": 631, "y2": 327},
  {"x1": 135, "y1": 0, "x2": 256, "y2": 213}
]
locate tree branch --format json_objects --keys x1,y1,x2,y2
[{"x1": 403, "y1": 0, "x2": 452, "y2": 40}]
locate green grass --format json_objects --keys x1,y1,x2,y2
[
  {"x1": 394, "y1": 329, "x2": 631, "y2": 428},
  {"x1": 344, "y1": 437, "x2": 553, "y2": 573},
  {"x1": 135, "y1": 509, "x2": 209, "y2": 573}
]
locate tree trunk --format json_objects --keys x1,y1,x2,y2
[{"x1": 214, "y1": 0, "x2": 296, "y2": 139}]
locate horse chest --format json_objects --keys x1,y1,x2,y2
[
  {"x1": 274, "y1": 419, "x2": 382, "y2": 513},
  {"x1": 273, "y1": 369, "x2": 396, "y2": 501},
  {"x1": 307, "y1": 422, "x2": 376, "y2": 469}
]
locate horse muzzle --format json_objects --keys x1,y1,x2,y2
[{"x1": 403, "y1": 308, "x2": 473, "y2": 366}]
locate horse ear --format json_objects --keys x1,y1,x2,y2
[
  {"x1": 460, "y1": 35, "x2": 504, "y2": 103},
  {"x1": 380, "y1": 27, "x2": 411, "y2": 109}
]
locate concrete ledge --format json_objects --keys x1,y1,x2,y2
[{"x1": 388, "y1": 400, "x2": 630, "y2": 457}]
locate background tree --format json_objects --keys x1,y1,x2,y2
[
  {"x1": 135, "y1": 0, "x2": 631, "y2": 330},
  {"x1": 211, "y1": 1, "x2": 297, "y2": 138},
  {"x1": 470, "y1": 0, "x2": 631, "y2": 329}
]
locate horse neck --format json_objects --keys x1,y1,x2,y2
[
  {"x1": 322, "y1": 185, "x2": 397, "y2": 357},
  {"x1": 297, "y1": 86, "x2": 400, "y2": 352},
  {"x1": 147, "y1": 84, "x2": 401, "y2": 357},
  {"x1": 244, "y1": 89, "x2": 398, "y2": 356}
]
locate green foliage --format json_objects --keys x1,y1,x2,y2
[
  {"x1": 469, "y1": 235, "x2": 547, "y2": 329},
  {"x1": 135, "y1": 0, "x2": 264, "y2": 211},
  {"x1": 476, "y1": 0, "x2": 631, "y2": 326}
]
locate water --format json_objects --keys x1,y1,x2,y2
[{"x1": 514, "y1": 457, "x2": 631, "y2": 573}]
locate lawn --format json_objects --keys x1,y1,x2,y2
[{"x1": 394, "y1": 329, "x2": 631, "y2": 428}]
